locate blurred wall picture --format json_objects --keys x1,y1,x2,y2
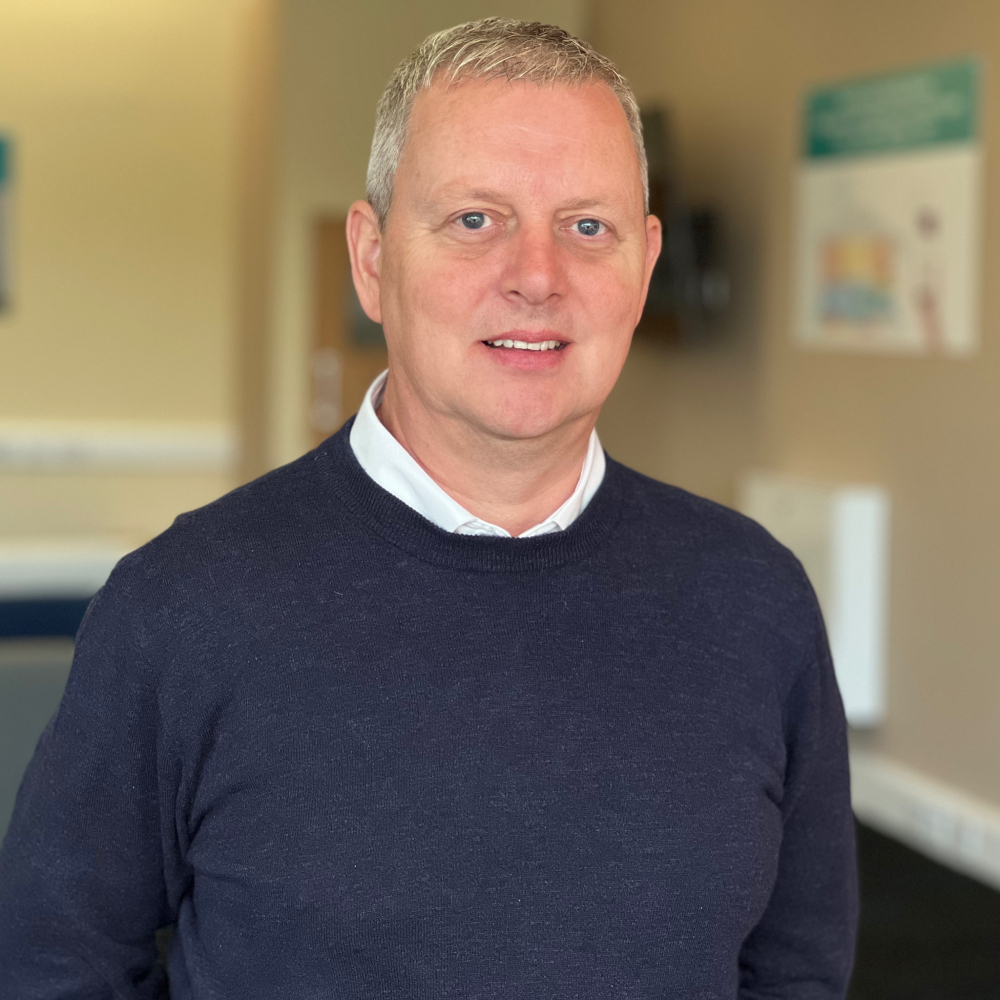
[
  {"x1": 794, "y1": 60, "x2": 981, "y2": 356},
  {"x1": 0, "y1": 136, "x2": 10, "y2": 311},
  {"x1": 310, "y1": 217, "x2": 387, "y2": 448}
]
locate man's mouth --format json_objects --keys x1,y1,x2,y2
[{"x1": 483, "y1": 338, "x2": 567, "y2": 352}]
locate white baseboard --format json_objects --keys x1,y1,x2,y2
[
  {"x1": 0, "y1": 538, "x2": 131, "y2": 598},
  {"x1": 851, "y1": 749, "x2": 1000, "y2": 891},
  {"x1": 0, "y1": 420, "x2": 237, "y2": 472}
]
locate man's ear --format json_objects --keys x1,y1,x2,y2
[
  {"x1": 637, "y1": 213, "x2": 663, "y2": 321},
  {"x1": 346, "y1": 200, "x2": 383, "y2": 323}
]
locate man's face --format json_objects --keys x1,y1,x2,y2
[{"x1": 362, "y1": 76, "x2": 660, "y2": 441}]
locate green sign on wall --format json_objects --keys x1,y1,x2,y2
[
  {"x1": 795, "y1": 59, "x2": 981, "y2": 357},
  {"x1": 806, "y1": 59, "x2": 979, "y2": 159}
]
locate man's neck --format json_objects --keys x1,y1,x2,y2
[{"x1": 377, "y1": 377, "x2": 596, "y2": 537}]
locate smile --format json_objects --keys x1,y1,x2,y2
[{"x1": 484, "y1": 339, "x2": 566, "y2": 351}]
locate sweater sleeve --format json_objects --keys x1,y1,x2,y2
[
  {"x1": 737, "y1": 598, "x2": 859, "y2": 999},
  {"x1": 0, "y1": 563, "x2": 176, "y2": 999}
]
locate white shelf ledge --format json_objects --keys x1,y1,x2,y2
[
  {"x1": 0, "y1": 538, "x2": 131, "y2": 599},
  {"x1": 0, "y1": 420, "x2": 237, "y2": 472},
  {"x1": 852, "y1": 749, "x2": 1000, "y2": 892}
]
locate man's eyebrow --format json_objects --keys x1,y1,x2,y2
[
  {"x1": 558, "y1": 196, "x2": 614, "y2": 211},
  {"x1": 437, "y1": 188, "x2": 511, "y2": 205},
  {"x1": 430, "y1": 190, "x2": 615, "y2": 211}
]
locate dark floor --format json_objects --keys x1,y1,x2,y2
[{"x1": 849, "y1": 822, "x2": 1000, "y2": 999}]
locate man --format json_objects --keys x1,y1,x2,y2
[{"x1": 0, "y1": 19, "x2": 857, "y2": 998}]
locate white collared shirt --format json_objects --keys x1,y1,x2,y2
[{"x1": 349, "y1": 370, "x2": 605, "y2": 538}]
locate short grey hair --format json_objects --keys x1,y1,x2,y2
[{"x1": 366, "y1": 18, "x2": 648, "y2": 228}]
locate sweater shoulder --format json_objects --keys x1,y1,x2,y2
[
  {"x1": 609, "y1": 459, "x2": 819, "y2": 623},
  {"x1": 612, "y1": 460, "x2": 798, "y2": 566},
  {"x1": 95, "y1": 439, "x2": 349, "y2": 627},
  {"x1": 610, "y1": 460, "x2": 829, "y2": 697}
]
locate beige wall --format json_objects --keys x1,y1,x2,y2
[
  {"x1": 594, "y1": 0, "x2": 1000, "y2": 806},
  {"x1": 234, "y1": 0, "x2": 280, "y2": 483},
  {"x1": 0, "y1": 1, "x2": 258, "y2": 544},
  {"x1": 269, "y1": 0, "x2": 589, "y2": 465},
  {"x1": 0, "y1": 0, "x2": 243, "y2": 423},
  {"x1": 0, "y1": 472, "x2": 233, "y2": 543}
]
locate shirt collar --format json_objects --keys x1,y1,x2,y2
[{"x1": 348, "y1": 370, "x2": 605, "y2": 539}]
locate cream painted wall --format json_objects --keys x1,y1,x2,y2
[
  {"x1": 0, "y1": 0, "x2": 242, "y2": 422},
  {"x1": 269, "y1": 0, "x2": 589, "y2": 465},
  {"x1": 594, "y1": 0, "x2": 1000, "y2": 807},
  {"x1": 0, "y1": 1, "x2": 256, "y2": 545},
  {"x1": 0, "y1": 472, "x2": 234, "y2": 544}
]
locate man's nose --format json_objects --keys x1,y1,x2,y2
[{"x1": 501, "y1": 224, "x2": 566, "y2": 306}]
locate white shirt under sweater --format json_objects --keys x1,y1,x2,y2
[{"x1": 349, "y1": 370, "x2": 606, "y2": 538}]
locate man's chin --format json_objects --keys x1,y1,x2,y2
[{"x1": 462, "y1": 395, "x2": 591, "y2": 445}]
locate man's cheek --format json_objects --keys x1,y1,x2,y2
[
  {"x1": 414, "y1": 265, "x2": 492, "y2": 326},
  {"x1": 575, "y1": 270, "x2": 640, "y2": 329}
]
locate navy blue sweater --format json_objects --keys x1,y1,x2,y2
[{"x1": 0, "y1": 422, "x2": 857, "y2": 998}]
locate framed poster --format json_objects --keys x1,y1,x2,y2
[{"x1": 794, "y1": 60, "x2": 981, "y2": 357}]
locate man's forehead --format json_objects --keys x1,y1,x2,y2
[
  {"x1": 409, "y1": 75, "x2": 632, "y2": 144},
  {"x1": 403, "y1": 77, "x2": 640, "y2": 203},
  {"x1": 411, "y1": 163, "x2": 634, "y2": 216}
]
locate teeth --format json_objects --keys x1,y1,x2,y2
[{"x1": 487, "y1": 339, "x2": 563, "y2": 351}]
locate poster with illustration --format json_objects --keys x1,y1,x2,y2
[{"x1": 794, "y1": 60, "x2": 981, "y2": 356}]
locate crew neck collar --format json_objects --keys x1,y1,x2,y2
[
  {"x1": 348, "y1": 369, "x2": 606, "y2": 538},
  {"x1": 318, "y1": 420, "x2": 625, "y2": 575}
]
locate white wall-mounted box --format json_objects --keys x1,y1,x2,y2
[{"x1": 739, "y1": 473, "x2": 890, "y2": 727}]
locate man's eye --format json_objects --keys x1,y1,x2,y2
[
  {"x1": 576, "y1": 219, "x2": 604, "y2": 237},
  {"x1": 459, "y1": 212, "x2": 489, "y2": 230}
]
